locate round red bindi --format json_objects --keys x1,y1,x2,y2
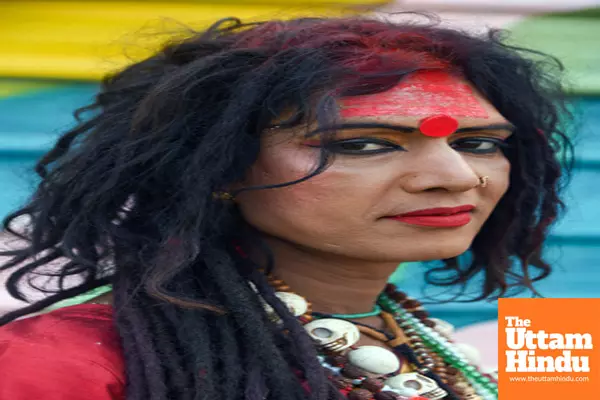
[{"x1": 419, "y1": 115, "x2": 459, "y2": 137}]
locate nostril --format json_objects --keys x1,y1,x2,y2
[{"x1": 423, "y1": 187, "x2": 449, "y2": 193}]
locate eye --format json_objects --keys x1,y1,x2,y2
[
  {"x1": 315, "y1": 138, "x2": 405, "y2": 155},
  {"x1": 450, "y1": 138, "x2": 508, "y2": 154}
]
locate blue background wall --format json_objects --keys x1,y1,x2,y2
[{"x1": 0, "y1": 82, "x2": 97, "y2": 217}]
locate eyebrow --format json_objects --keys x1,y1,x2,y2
[
  {"x1": 456, "y1": 123, "x2": 515, "y2": 133},
  {"x1": 308, "y1": 122, "x2": 515, "y2": 136}
]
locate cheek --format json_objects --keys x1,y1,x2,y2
[
  {"x1": 241, "y1": 146, "x2": 336, "y2": 206},
  {"x1": 482, "y1": 156, "x2": 511, "y2": 208},
  {"x1": 237, "y1": 173, "x2": 350, "y2": 242},
  {"x1": 237, "y1": 147, "x2": 393, "y2": 242},
  {"x1": 237, "y1": 148, "x2": 348, "y2": 235}
]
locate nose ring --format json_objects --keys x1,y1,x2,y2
[{"x1": 477, "y1": 176, "x2": 489, "y2": 188}]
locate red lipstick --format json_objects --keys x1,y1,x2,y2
[{"x1": 388, "y1": 205, "x2": 475, "y2": 227}]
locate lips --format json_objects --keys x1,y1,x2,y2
[
  {"x1": 399, "y1": 205, "x2": 475, "y2": 217},
  {"x1": 387, "y1": 205, "x2": 475, "y2": 228}
]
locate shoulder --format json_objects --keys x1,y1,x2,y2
[{"x1": 0, "y1": 304, "x2": 125, "y2": 399}]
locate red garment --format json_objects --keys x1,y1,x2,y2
[
  {"x1": 0, "y1": 304, "x2": 125, "y2": 399},
  {"x1": 0, "y1": 304, "x2": 427, "y2": 400}
]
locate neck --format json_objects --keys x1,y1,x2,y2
[{"x1": 256, "y1": 238, "x2": 401, "y2": 315}]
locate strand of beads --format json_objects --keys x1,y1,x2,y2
[
  {"x1": 306, "y1": 310, "x2": 453, "y2": 399},
  {"x1": 384, "y1": 288, "x2": 467, "y2": 393},
  {"x1": 317, "y1": 353, "x2": 429, "y2": 400},
  {"x1": 380, "y1": 286, "x2": 496, "y2": 399},
  {"x1": 379, "y1": 311, "x2": 436, "y2": 375},
  {"x1": 378, "y1": 292, "x2": 498, "y2": 400},
  {"x1": 385, "y1": 299, "x2": 497, "y2": 400},
  {"x1": 384, "y1": 288, "x2": 481, "y2": 398},
  {"x1": 264, "y1": 275, "x2": 314, "y2": 323}
]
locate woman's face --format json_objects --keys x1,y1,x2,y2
[{"x1": 236, "y1": 72, "x2": 513, "y2": 262}]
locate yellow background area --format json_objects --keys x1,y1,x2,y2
[{"x1": 0, "y1": 0, "x2": 390, "y2": 81}]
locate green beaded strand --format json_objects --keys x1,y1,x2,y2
[
  {"x1": 378, "y1": 293, "x2": 498, "y2": 399},
  {"x1": 330, "y1": 304, "x2": 382, "y2": 319}
]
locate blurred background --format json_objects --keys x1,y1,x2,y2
[{"x1": 1, "y1": 0, "x2": 599, "y2": 368}]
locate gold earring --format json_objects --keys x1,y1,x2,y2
[
  {"x1": 477, "y1": 176, "x2": 489, "y2": 188},
  {"x1": 212, "y1": 191, "x2": 235, "y2": 201}
]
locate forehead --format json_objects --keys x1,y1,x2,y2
[{"x1": 338, "y1": 70, "x2": 492, "y2": 120}]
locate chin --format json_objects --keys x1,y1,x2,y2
[{"x1": 393, "y1": 241, "x2": 473, "y2": 262}]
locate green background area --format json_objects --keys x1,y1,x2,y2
[{"x1": 509, "y1": 7, "x2": 600, "y2": 95}]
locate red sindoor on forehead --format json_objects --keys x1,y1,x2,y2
[{"x1": 338, "y1": 70, "x2": 489, "y2": 120}]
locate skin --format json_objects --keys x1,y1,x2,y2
[{"x1": 235, "y1": 75, "x2": 513, "y2": 322}]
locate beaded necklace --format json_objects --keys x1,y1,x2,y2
[
  {"x1": 378, "y1": 289, "x2": 498, "y2": 400},
  {"x1": 264, "y1": 275, "x2": 498, "y2": 400}
]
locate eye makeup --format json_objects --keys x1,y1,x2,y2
[{"x1": 300, "y1": 124, "x2": 513, "y2": 156}]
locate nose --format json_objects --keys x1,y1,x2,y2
[{"x1": 401, "y1": 141, "x2": 480, "y2": 193}]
